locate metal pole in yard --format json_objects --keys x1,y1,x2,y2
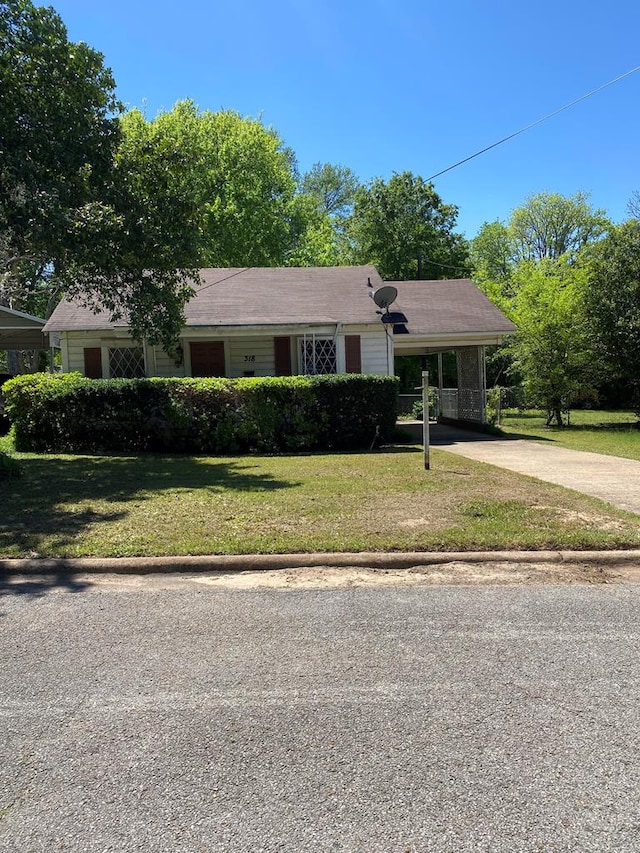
[{"x1": 422, "y1": 370, "x2": 430, "y2": 470}]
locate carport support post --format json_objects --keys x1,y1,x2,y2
[{"x1": 422, "y1": 370, "x2": 430, "y2": 470}]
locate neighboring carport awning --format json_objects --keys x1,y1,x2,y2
[{"x1": 0, "y1": 305, "x2": 48, "y2": 349}]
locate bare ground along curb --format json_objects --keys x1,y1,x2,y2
[{"x1": 3, "y1": 550, "x2": 640, "y2": 576}]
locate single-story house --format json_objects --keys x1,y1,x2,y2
[{"x1": 43, "y1": 265, "x2": 515, "y2": 424}]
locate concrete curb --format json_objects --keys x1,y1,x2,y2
[{"x1": 2, "y1": 550, "x2": 640, "y2": 575}]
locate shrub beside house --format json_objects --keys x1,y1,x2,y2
[{"x1": 3, "y1": 373, "x2": 399, "y2": 454}]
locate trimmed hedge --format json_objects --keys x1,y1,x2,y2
[{"x1": 3, "y1": 373, "x2": 399, "y2": 454}]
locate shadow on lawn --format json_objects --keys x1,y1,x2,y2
[
  {"x1": 558, "y1": 422, "x2": 640, "y2": 432},
  {"x1": 0, "y1": 454, "x2": 300, "y2": 557}
]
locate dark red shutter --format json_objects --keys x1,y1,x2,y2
[
  {"x1": 83, "y1": 347, "x2": 102, "y2": 379},
  {"x1": 344, "y1": 335, "x2": 362, "y2": 373},
  {"x1": 190, "y1": 342, "x2": 225, "y2": 377},
  {"x1": 274, "y1": 336, "x2": 292, "y2": 376}
]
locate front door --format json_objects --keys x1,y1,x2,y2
[{"x1": 190, "y1": 342, "x2": 225, "y2": 377}]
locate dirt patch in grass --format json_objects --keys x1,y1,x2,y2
[{"x1": 536, "y1": 506, "x2": 627, "y2": 530}]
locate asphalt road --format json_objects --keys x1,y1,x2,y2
[{"x1": 2, "y1": 577, "x2": 640, "y2": 852}]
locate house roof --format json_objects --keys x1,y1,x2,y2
[
  {"x1": 186, "y1": 266, "x2": 387, "y2": 326},
  {"x1": 0, "y1": 305, "x2": 48, "y2": 349},
  {"x1": 44, "y1": 266, "x2": 385, "y2": 331},
  {"x1": 391, "y1": 279, "x2": 515, "y2": 336},
  {"x1": 43, "y1": 267, "x2": 515, "y2": 342}
]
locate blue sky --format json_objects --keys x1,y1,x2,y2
[{"x1": 52, "y1": 0, "x2": 640, "y2": 239}]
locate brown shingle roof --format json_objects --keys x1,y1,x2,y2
[
  {"x1": 44, "y1": 266, "x2": 385, "y2": 331},
  {"x1": 43, "y1": 267, "x2": 515, "y2": 337},
  {"x1": 391, "y1": 279, "x2": 515, "y2": 336},
  {"x1": 185, "y1": 266, "x2": 384, "y2": 325}
]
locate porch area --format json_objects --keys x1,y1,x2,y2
[{"x1": 396, "y1": 345, "x2": 489, "y2": 427}]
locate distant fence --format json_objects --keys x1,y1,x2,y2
[
  {"x1": 438, "y1": 389, "x2": 485, "y2": 423},
  {"x1": 398, "y1": 394, "x2": 421, "y2": 415}
]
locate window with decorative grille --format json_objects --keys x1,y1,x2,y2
[
  {"x1": 108, "y1": 347, "x2": 145, "y2": 379},
  {"x1": 300, "y1": 338, "x2": 337, "y2": 375}
]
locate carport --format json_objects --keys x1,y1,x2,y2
[
  {"x1": 390, "y1": 279, "x2": 515, "y2": 425},
  {"x1": 0, "y1": 305, "x2": 48, "y2": 351}
]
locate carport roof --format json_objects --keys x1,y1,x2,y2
[
  {"x1": 0, "y1": 305, "x2": 48, "y2": 349},
  {"x1": 391, "y1": 279, "x2": 515, "y2": 337}
]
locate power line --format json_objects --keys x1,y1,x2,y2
[{"x1": 426, "y1": 65, "x2": 640, "y2": 182}]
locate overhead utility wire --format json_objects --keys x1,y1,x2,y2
[
  {"x1": 426, "y1": 64, "x2": 640, "y2": 182},
  {"x1": 196, "y1": 267, "x2": 249, "y2": 292}
]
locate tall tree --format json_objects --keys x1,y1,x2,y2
[
  {"x1": 0, "y1": 0, "x2": 120, "y2": 314},
  {"x1": 286, "y1": 194, "x2": 345, "y2": 266},
  {"x1": 627, "y1": 190, "x2": 640, "y2": 220},
  {"x1": 289, "y1": 162, "x2": 360, "y2": 266},
  {"x1": 510, "y1": 191, "x2": 609, "y2": 262},
  {"x1": 471, "y1": 193, "x2": 610, "y2": 416},
  {"x1": 472, "y1": 192, "x2": 611, "y2": 290},
  {"x1": 0, "y1": 1, "x2": 198, "y2": 352},
  {"x1": 118, "y1": 101, "x2": 298, "y2": 269},
  {"x1": 300, "y1": 163, "x2": 359, "y2": 217},
  {"x1": 584, "y1": 220, "x2": 640, "y2": 416},
  {"x1": 345, "y1": 172, "x2": 469, "y2": 281},
  {"x1": 470, "y1": 221, "x2": 515, "y2": 285},
  {"x1": 508, "y1": 259, "x2": 595, "y2": 426}
]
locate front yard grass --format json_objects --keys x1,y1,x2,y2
[
  {"x1": 499, "y1": 409, "x2": 640, "y2": 460},
  {"x1": 2, "y1": 439, "x2": 640, "y2": 558}
]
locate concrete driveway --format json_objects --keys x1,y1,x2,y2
[{"x1": 431, "y1": 424, "x2": 640, "y2": 514}]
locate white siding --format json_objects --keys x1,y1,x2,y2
[
  {"x1": 150, "y1": 346, "x2": 186, "y2": 378},
  {"x1": 64, "y1": 332, "x2": 106, "y2": 375},
  {"x1": 63, "y1": 331, "x2": 148, "y2": 378},
  {"x1": 61, "y1": 324, "x2": 393, "y2": 378},
  {"x1": 227, "y1": 336, "x2": 276, "y2": 377},
  {"x1": 340, "y1": 325, "x2": 391, "y2": 375}
]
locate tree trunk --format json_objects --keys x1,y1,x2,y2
[{"x1": 545, "y1": 403, "x2": 564, "y2": 427}]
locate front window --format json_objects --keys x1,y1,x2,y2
[
  {"x1": 109, "y1": 347, "x2": 145, "y2": 379},
  {"x1": 300, "y1": 337, "x2": 337, "y2": 375}
]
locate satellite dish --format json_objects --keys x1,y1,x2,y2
[{"x1": 373, "y1": 286, "x2": 398, "y2": 310}]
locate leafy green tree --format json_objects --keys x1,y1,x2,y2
[
  {"x1": 0, "y1": 0, "x2": 120, "y2": 314},
  {"x1": 472, "y1": 193, "x2": 610, "y2": 293},
  {"x1": 118, "y1": 101, "x2": 298, "y2": 269},
  {"x1": 470, "y1": 221, "x2": 515, "y2": 285},
  {"x1": 585, "y1": 220, "x2": 640, "y2": 416},
  {"x1": 471, "y1": 193, "x2": 611, "y2": 415},
  {"x1": 346, "y1": 172, "x2": 469, "y2": 280},
  {"x1": 288, "y1": 162, "x2": 360, "y2": 266},
  {"x1": 300, "y1": 163, "x2": 359, "y2": 216},
  {"x1": 510, "y1": 191, "x2": 609, "y2": 262},
  {"x1": 286, "y1": 194, "x2": 345, "y2": 266},
  {"x1": 509, "y1": 259, "x2": 595, "y2": 426},
  {"x1": 198, "y1": 108, "x2": 297, "y2": 266},
  {"x1": 0, "y1": 2, "x2": 198, "y2": 351}
]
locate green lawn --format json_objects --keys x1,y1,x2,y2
[
  {"x1": 2, "y1": 439, "x2": 640, "y2": 558},
  {"x1": 498, "y1": 409, "x2": 640, "y2": 460}
]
